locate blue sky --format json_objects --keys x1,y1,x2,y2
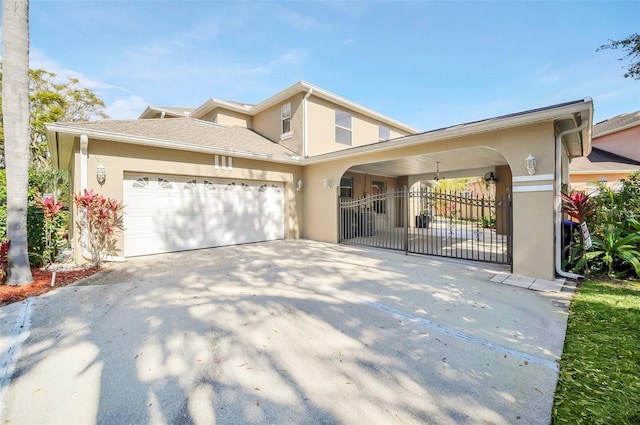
[{"x1": 12, "y1": 1, "x2": 640, "y2": 129}]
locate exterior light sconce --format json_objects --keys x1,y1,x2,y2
[
  {"x1": 323, "y1": 179, "x2": 331, "y2": 190},
  {"x1": 296, "y1": 179, "x2": 303, "y2": 191},
  {"x1": 526, "y1": 153, "x2": 536, "y2": 175},
  {"x1": 484, "y1": 171, "x2": 497, "y2": 185},
  {"x1": 96, "y1": 164, "x2": 106, "y2": 186}
]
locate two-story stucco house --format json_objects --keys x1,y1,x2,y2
[{"x1": 46, "y1": 81, "x2": 593, "y2": 280}]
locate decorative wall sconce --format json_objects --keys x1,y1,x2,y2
[
  {"x1": 484, "y1": 171, "x2": 497, "y2": 185},
  {"x1": 323, "y1": 179, "x2": 331, "y2": 190},
  {"x1": 296, "y1": 179, "x2": 303, "y2": 191},
  {"x1": 526, "y1": 153, "x2": 536, "y2": 176},
  {"x1": 96, "y1": 164, "x2": 106, "y2": 186}
]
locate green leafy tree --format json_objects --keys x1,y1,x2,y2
[
  {"x1": 0, "y1": 67, "x2": 109, "y2": 166},
  {"x1": 597, "y1": 33, "x2": 640, "y2": 80}
]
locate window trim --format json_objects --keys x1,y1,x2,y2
[{"x1": 281, "y1": 102, "x2": 292, "y2": 139}]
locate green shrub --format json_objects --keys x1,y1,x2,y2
[
  {"x1": 0, "y1": 167, "x2": 69, "y2": 268},
  {"x1": 578, "y1": 171, "x2": 640, "y2": 279}
]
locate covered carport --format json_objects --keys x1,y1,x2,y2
[{"x1": 301, "y1": 99, "x2": 593, "y2": 280}]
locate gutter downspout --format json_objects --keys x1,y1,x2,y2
[
  {"x1": 555, "y1": 120, "x2": 589, "y2": 280},
  {"x1": 303, "y1": 88, "x2": 313, "y2": 158},
  {"x1": 78, "y1": 134, "x2": 125, "y2": 263}
]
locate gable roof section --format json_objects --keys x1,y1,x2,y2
[
  {"x1": 593, "y1": 110, "x2": 640, "y2": 138},
  {"x1": 138, "y1": 106, "x2": 194, "y2": 119},
  {"x1": 569, "y1": 147, "x2": 640, "y2": 174},
  {"x1": 189, "y1": 81, "x2": 419, "y2": 134},
  {"x1": 47, "y1": 117, "x2": 301, "y2": 169}
]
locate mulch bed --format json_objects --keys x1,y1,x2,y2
[{"x1": 0, "y1": 267, "x2": 101, "y2": 306}]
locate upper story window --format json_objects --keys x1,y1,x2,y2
[
  {"x1": 379, "y1": 125, "x2": 390, "y2": 142},
  {"x1": 281, "y1": 102, "x2": 292, "y2": 137},
  {"x1": 335, "y1": 110, "x2": 352, "y2": 145}
]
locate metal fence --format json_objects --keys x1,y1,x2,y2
[{"x1": 339, "y1": 188, "x2": 512, "y2": 265}]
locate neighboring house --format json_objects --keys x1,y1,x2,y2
[
  {"x1": 46, "y1": 81, "x2": 593, "y2": 280},
  {"x1": 570, "y1": 111, "x2": 640, "y2": 191}
]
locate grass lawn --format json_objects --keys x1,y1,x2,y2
[{"x1": 552, "y1": 279, "x2": 640, "y2": 424}]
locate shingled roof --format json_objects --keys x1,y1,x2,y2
[
  {"x1": 570, "y1": 147, "x2": 640, "y2": 173},
  {"x1": 593, "y1": 111, "x2": 640, "y2": 138},
  {"x1": 49, "y1": 117, "x2": 299, "y2": 160}
]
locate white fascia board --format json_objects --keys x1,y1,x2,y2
[
  {"x1": 190, "y1": 98, "x2": 252, "y2": 119},
  {"x1": 46, "y1": 124, "x2": 302, "y2": 165},
  {"x1": 304, "y1": 99, "x2": 594, "y2": 165}
]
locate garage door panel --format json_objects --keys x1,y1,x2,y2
[{"x1": 123, "y1": 173, "x2": 285, "y2": 257}]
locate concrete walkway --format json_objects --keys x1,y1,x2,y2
[{"x1": 0, "y1": 240, "x2": 572, "y2": 424}]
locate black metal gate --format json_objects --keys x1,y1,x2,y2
[{"x1": 339, "y1": 188, "x2": 512, "y2": 265}]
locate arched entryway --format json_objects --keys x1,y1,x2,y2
[{"x1": 337, "y1": 148, "x2": 513, "y2": 265}]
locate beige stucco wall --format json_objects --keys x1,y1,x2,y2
[
  {"x1": 306, "y1": 96, "x2": 412, "y2": 157},
  {"x1": 70, "y1": 138, "x2": 303, "y2": 263},
  {"x1": 253, "y1": 93, "x2": 304, "y2": 155},
  {"x1": 303, "y1": 121, "x2": 559, "y2": 279},
  {"x1": 202, "y1": 109, "x2": 253, "y2": 128}
]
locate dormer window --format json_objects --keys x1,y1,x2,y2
[
  {"x1": 281, "y1": 102, "x2": 292, "y2": 138},
  {"x1": 335, "y1": 110, "x2": 352, "y2": 146}
]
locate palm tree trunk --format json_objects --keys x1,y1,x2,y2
[{"x1": 2, "y1": 0, "x2": 33, "y2": 285}]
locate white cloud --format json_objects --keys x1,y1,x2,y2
[
  {"x1": 343, "y1": 38, "x2": 355, "y2": 45},
  {"x1": 105, "y1": 96, "x2": 148, "y2": 120},
  {"x1": 29, "y1": 48, "x2": 126, "y2": 92}
]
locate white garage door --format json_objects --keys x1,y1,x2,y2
[{"x1": 123, "y1": 173, "x2": 285, "y2": 257}]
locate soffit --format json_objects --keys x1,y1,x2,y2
[{"x1": 349, "y1": 146, "x2": 508, "y2": 177}]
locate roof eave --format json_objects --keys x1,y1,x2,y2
[{"x1": 45, "y1": 123, "x2": 302, "y2": 166}]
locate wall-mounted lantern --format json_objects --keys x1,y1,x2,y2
[
  {"x1": 526, "y1": 153, "x2": 536, "y2": 176},
  {"x1": 96, "y1": 164, "x2": 106, "y2": 186}
]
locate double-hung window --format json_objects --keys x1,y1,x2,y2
[
  {"x1": 335, "y1": 110, "x2": 352, "y2": 145},
  {"x1": 281, "y1": 102, "x2": 292, "y2": 137}
]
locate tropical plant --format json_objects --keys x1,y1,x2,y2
[
  {"x1": 73, "y1": 189, "x2": 124, "y2": 267},
  {"x1": 562, "y1": 190, "x2": 594, "y2": 224},
  {"x1": 581, "y1": 219, "x2": 640, "y2": 278},
  {"x1": 34, "y1": 194, "x2": 64, "y2": 267},
  {"x1": 0, "y1": 240, "x2": 10, "y2": 284},
  {"x1": 1, "y1": 168, "x2": 69, "y2": 268},
  {"x1": 2, "y1": 0, "x2": 33, "y2": 285}
]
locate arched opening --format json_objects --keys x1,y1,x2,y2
[{"x1": 337, "y1": 147, "x2": 513, "y2": 265}]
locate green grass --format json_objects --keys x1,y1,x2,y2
[{"x1": 552, "y1": 279, "x2": 640, "y2": 424}]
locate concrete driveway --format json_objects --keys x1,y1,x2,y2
[{"x1": 0, "y1": 240, "x2": 571, "y2": 424}]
